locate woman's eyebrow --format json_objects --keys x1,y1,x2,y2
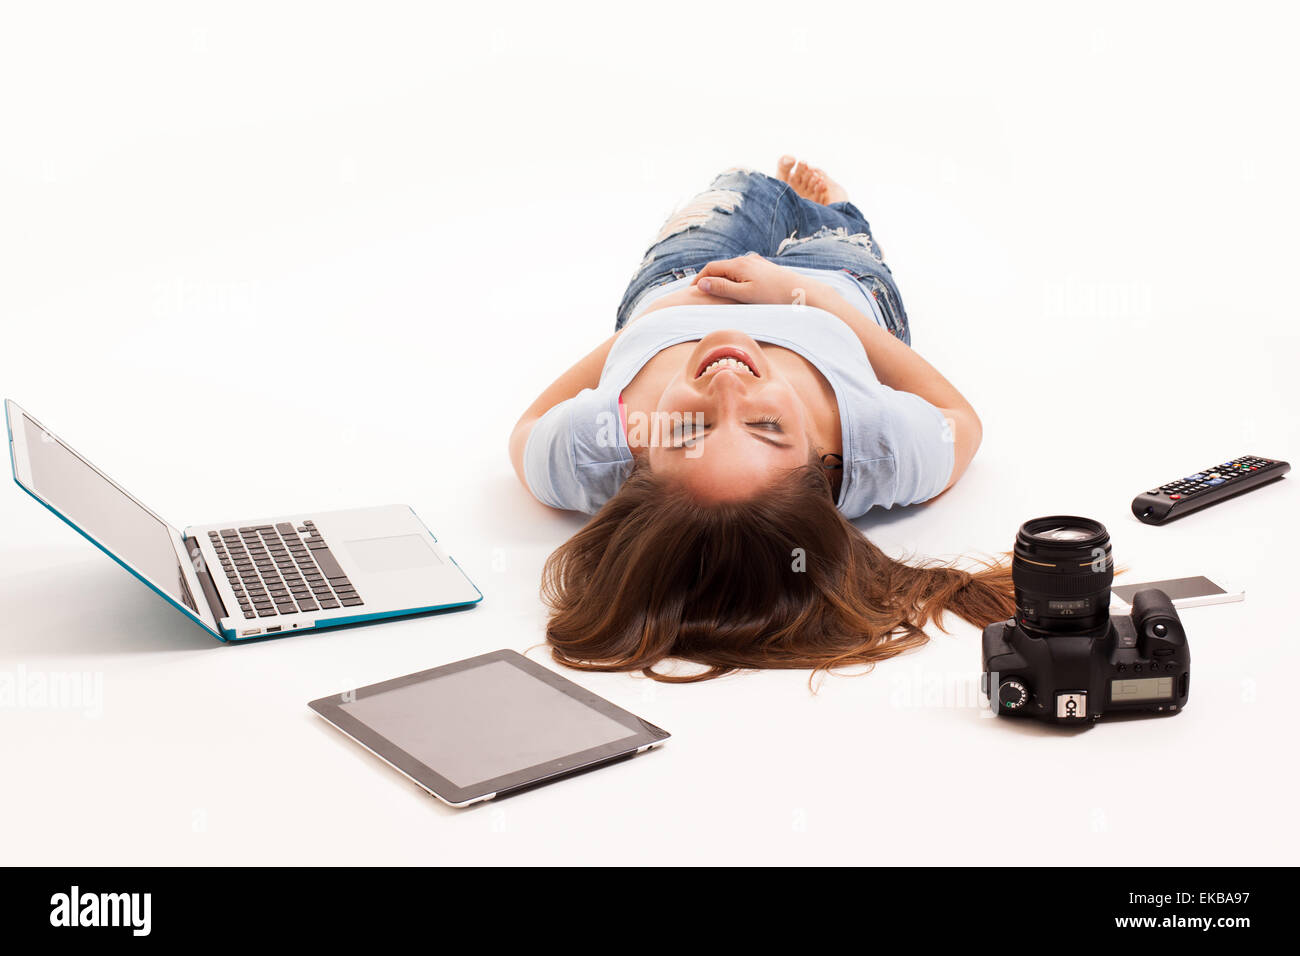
[
  {"x1": 747, "y1": 431, "x2": 792, "y2": 449},
  {"x1": 667, "y1": 425, "x2": 712, "y2": 450}
]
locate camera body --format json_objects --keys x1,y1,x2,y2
[
  {"x1": 981, "y1": 515, "x2": 1191, "y2": 723},
  {"x1": 982, "y1": 587, "x2": 1191, "y2": 722}
]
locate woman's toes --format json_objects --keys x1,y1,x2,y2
[
  {"x1": 779, "y1": 155, "x2": 845, "y2": 204},
  {"x1": 809, "y1": 166, "x2": 849, "y2": 205},
  {"x1": 810, "y1": 171, "x2": 827, "y2": 201}
]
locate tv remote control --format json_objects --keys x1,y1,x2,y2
[{"x1": 1132, "y1": 455, "x2": 1290, "y2": 525}]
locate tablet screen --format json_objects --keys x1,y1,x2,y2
[
  {"x1": 340, "y1": 659, "x2": 634, "y2": 787},
  {"x1": 310, "y1": 650, "x2": 669, "y2": 805}
]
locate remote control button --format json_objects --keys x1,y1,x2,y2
[{"x1": 1169, "y1": 494, "x2": 1181, "y2": 499}]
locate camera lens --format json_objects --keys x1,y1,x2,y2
[{"x1": 1012, "y1": 516, "x2": 1113, "y2": 634}]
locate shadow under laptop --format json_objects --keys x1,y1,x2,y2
[
  {"x1": 0, "y1": 555, "x2": 485, "y2": 656},
  {"x1": 0, "y1": 560, "x2": 220, "y2": 656}
]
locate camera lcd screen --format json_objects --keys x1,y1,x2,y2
[{"x1": 1111, "y1": 677, "x2": 1174, "y2": 702}]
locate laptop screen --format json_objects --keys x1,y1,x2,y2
[{"x1": 16, "y1": 411, "x2": 200, "y2": 617}]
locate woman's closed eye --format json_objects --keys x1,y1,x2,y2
[{"x1": 669, "y1": 416, "x2": 788, "y2": 449}]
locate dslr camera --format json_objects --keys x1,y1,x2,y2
[{"x1": 982, "y1": 516, "x2": 1190, "y2": 723}]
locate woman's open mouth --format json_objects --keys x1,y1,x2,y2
[{"x1": 695, "y1": 346, "x2": 759, "y2": 379}]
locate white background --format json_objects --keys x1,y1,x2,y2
[{"x1": 1, "y1": 1, "x2": 1296, "y2": 865}]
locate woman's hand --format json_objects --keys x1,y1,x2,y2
[
  {"x1": 635, "y1": 280, "x2": 739, "y2": 319},
  {"x1": 690, "y1": 254, "x2": 819, "y2": 306}
]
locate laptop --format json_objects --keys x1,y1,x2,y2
[{"x1": 5, "y1": 399, "x2": 482, "y2": 642}]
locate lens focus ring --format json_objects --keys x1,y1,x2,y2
[{"x1": 1011, "y1": 563, "x2": 1114, "y2": 597}]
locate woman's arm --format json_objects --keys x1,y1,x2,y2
[
  {"x1": 805, "y1": 282, "x2": 981, "y2": 490},
  {"x1": 508, "y1": 334, "x2": 619, "y2": 489},
  {"x1": 693, "y1": 256, "x2": 982, "y2": 490}
]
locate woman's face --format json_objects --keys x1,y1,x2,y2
[{"x1": 647, "y1": 330, "x2": 812, "y2": 501}]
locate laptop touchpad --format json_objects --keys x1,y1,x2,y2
[{"x1": 343, "y1": 534, "x2": 442, "y2": 573}]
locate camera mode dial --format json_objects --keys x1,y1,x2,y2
[{"x1": 998, "y1": 679, "x2": 1030, "y2": 711}]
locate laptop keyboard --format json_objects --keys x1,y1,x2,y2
[{"x1": 207, "y1": 520, "x2": 364, "y2": 620}]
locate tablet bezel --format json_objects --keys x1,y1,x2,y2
[{"x1": 308, "y1": 648, "x2": 670, "y2": 807}]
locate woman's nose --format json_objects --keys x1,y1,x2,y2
[{"x1": 706, "y1": 368, "x2": 750, "y2": 394}]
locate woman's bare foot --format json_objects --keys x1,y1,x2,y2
[{"x1": 777, "y1": 155, "x2": 850, "y2": 205}]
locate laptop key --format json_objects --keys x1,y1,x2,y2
[
  {"x1": 310, "y1": 548, "x2": 345, "y2": 578},
  {"x1": 297, "y1": 598, "x2": 319, "y2": 611},
  {"x1": 341, "y1": 598, "x2": 363, "y2": 607}
]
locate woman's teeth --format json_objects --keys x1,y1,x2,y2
[{"x1": 703, "y1": 357, "x2": 754, "y2": 376}]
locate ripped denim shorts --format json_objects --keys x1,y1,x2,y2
[{"x1": 614, "y1": 167, "x2": 911, "y2": 344}]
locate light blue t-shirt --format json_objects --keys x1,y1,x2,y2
[{"x1": 523, "y1": 305, "x2": 954, "y2": 518}]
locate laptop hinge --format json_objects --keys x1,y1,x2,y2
[{"x1": 183, "y1": 536, "x2": 229, "y2": 624}]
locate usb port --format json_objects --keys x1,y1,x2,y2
[{"x1": 266, "y1": 625, "x2": 282, "y2": 633}]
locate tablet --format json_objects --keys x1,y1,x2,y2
[{"x1": 308, "y1": 649, "x2": 670, "y2": 807}]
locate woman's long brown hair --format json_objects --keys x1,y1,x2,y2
[{"x1": 542, "y1": 461, "x2": 1015, "y2": 684}]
